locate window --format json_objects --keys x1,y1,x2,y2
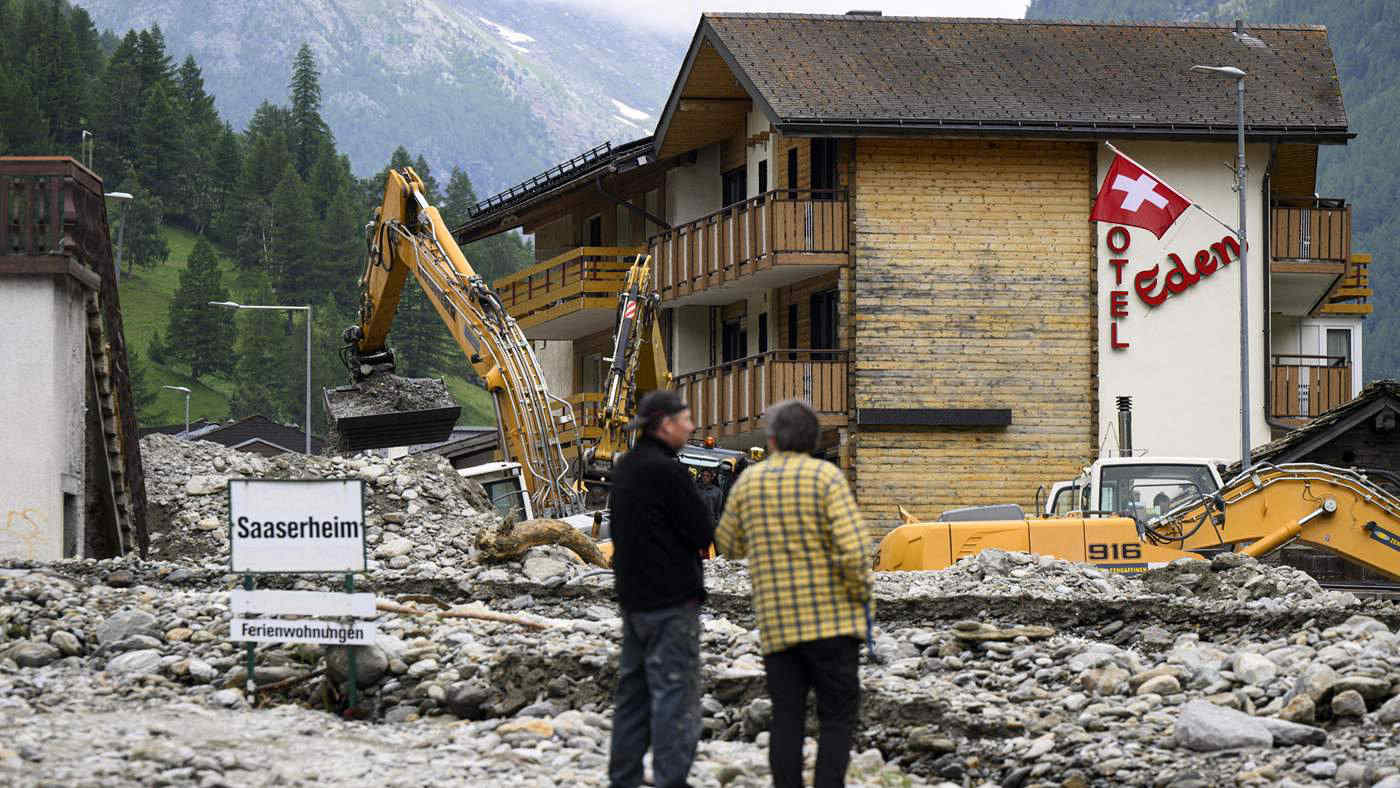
[
  {"x1": 1327, "y1": 328, "x2": 1351, "y2": 367},
  {"x1": 1049, "y1": 486, "x2": 1080, "y2": 517},
  {"x1": 1097, "y1": 464, "x2": 1219, "y2": 519},
  {"x1": 722, "y1": 166, "x2": 747, "y2": 207},
  {"x1": 757, "y1": 313, "x2": 768, "y2": 353},
  {"x1": 787, "y1": 304, "x2": 798, "y2": 360},
  {"x1": 757, "y1": 160, "x2": 768, "y2": 196},
  {"x1": 722, "y1": 319, "x2": 747, "y2": 363},
  {"x1": 586, "y1": 215, "x2": 602, "y2": 247},
  {"x1": 787, "y1": 149, "x2": 798, "y2": 198},
  {"x1": 811, "y1": 138, "x2": 838, "y2": 199},
  {"x1": 810, "y1": 289, "x2": 838, "y2": 360}
]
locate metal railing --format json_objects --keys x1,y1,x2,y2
[
  {"x1": 673, "y1": 348, "x2": 849, "y2": 435},
  {"x1": 1270, "y1": 354, "x2": 1352, "y2": 419},
  {"x1": 492, "y1": 246, "x2": 645, "y2": 324},
  {"x1": 1271, "y1": 198, "x2": 1350, "y2": 263},
  {"x1": 649, "y1": 189, "x2": 848, "y2": 299},
  {"x1": 467, "y1": 141, "x2": 613, "y2": 218}
]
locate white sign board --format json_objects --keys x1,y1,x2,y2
[
  {"x1": 230, "y1": 590, "x2": 376, "y2": 618},
  {"x1": 230, "y1": 617, "x2": 377, "y2": 645},
  {"x1": 229, "y1": 479, "x2": 366, "y2": 573}
]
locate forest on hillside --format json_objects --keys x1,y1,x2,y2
[
  {"x1": 1028, "y1": 0, "x2": 1400, "y2": 382},
  {"x1": 0, "y1": 0, "x2": 532, "y2": 429}
]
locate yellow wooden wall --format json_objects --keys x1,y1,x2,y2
[{"x1": 850, "y1": 138, "x2": 1095, "y2": 532}]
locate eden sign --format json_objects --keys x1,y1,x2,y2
[{"x1": 1105, "y1": 225, "x2": 1242, "y2": 350}]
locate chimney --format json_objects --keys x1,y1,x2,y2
[{"x1": 1116, "y1": 396, "x2": 1133, "y2": 458}]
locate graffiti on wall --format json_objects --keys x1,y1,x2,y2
[{"x1": 1, "y1": 507, "x2": 48, "y2": 560}]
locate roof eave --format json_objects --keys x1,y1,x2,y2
[
  {"x1": 652, "y1": 17, "x2": 780, "y2": 159},
  {"x1": 775, "y1": 119, "x2": 1353, "y2": 144}
]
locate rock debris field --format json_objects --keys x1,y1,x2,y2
[{"x1": 2, "y1": 436, "x2": 1399, "y2": 786}]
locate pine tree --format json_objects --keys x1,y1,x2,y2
[
  {"x1": 127, "y1": 346, "x2": 160, "y2": 422},
  {"x1": 135, "y1": 79, "x2": 185, "y2": 207},
  {"x1": 134, "y1": 24, "x2": 173, "y2": 95},
  {"x1": 226, "y1": 102, "x2": 292, "y2": 271},
  {"x1": 122, "y1": 177, "x2": 169, "y2": 271},
  {"x1": 268, "y1": 163, "x2": 317, "y2": 302},
  {"x1": 166, "y1": 237, "x2": 236, "y2": 380},
  {"x1": 93, "y1": 31, "x2": 142, "y2": 177},
  {"x1": 289, "y1": 43, "x2": 330, "y2": 179},
  {"x1": 230, "y1": 281, "x2": 295, "y2": 421},
  {"x1": 442, "y1": 166, "x2": 532, "y2": 284},
  {"x1": 175, "y1": 55, "x2": 223, "y2": 231}
]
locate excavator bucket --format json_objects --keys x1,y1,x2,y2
[{"x1": 324, "y1": 375, "x2": 460, "y2": 452}]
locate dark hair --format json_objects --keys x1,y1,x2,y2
[
  {"x1": 628, "y1": 390, "x2": 688, "y2": 435},
  {"x1": 765, "y1": 399, "x2": 819, "y2": 453}
]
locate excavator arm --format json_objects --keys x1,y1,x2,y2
[
  {"x1": 341, "y1": 167, "x2": 584, "y2": 517},
  {"x1": 587, "y1": 255, "x2": 671, "y2": 471},
  {"x1": 1147, "y1": 463, "x2": 1400, "y2": 580}
]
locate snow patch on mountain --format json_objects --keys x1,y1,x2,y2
[
  {"x1": 610, "y1": 98, "x2": 650, "y2": 121},
  {"x1": 479, "y1": 16, "x2": 535, "y2": 45}
]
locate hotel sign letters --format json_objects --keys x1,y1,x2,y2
[{"x1": 1105, "y1": 225, "x2": 1242, "y2": 350}]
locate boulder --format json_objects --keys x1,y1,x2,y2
[
  {"x1": 7, "y1": 641, "x2": 61, "y2": 668},
  {"x1": 96, "y1": 609, "x2": 159, "y2": 645},
  {"x1": 1331, "y1": 689, "x2": 1367, "y2": 718},
  {"x1": 184, "y1": 475, "x2": 228, "y2": 495},
  {"x1": 1233, "y1": 652, "x2": 1278, "y2": 686},
  {"x1": 1173, "y1": 700, "x2": 1323, "y2": 751},
  {"x1": 106, "y1": 649, "x2": 163, "y2": 677}
]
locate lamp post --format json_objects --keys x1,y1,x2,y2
[
  {"x1": 104, "y1": 192, "x2": 133, "y2": 283},
  {"x1": 210, "y1": 301, "x2": 313, "y2": 454},
  {"x1": 161, "y1": 385, "x2": 191, "y2": 437},
  {"x1": 1193, "y1": 52, "x2": 1252, "y2": 472}
]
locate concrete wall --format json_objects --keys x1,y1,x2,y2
[
  {"x1": 1095, "y1": 141, "x2": 1270, "y2": 459},
  {"x1": 665, "y1": 144, "x2": 722, "y2": 226},
  {"x1": 0, "y1": 276, "x2": 87, "y2": 560},
  {"x1": 532, "y1": 340, "x2": 573, "y2": 398},
  {"x1": 746, "y1": 109, "x2": 771, "y2": 198},
  {"x1": 671, "y1": 305, "x2": 712, "y2": 375}
]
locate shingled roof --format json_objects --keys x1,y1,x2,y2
[
  {"x1": 1224, "y1": 380, "x2": 1400, "y2": 477},
  {"x1": 655, "y1": 14, "x2": 1349, "y2": 148}
]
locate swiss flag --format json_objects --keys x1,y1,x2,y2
[{"x1": 1091, "y1": 153, "x2": 1192, "y2": 239}]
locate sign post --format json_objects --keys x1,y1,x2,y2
[{"x1": 228, "y1": 479, "x2": 370, "y2": 711}]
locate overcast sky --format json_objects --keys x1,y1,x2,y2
[{"x1": 550, "y1": 0, "x2": 1032, "y2": 33}]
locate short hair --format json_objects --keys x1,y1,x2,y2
[{"x1": 765, "y1": 399, "x2": 819, "y2": 453}]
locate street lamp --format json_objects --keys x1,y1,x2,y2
[
  {"x1": 1193, "y1": 21, "x2": 1256, "y2": 473},
  {"x1": 161, "y1": 385, "x2": 191, "y2": 437},
  {"x1": 104, "y1": 192, "x2": 133, "y2": 283},
  {"x1": 210, "y1": 301, "x2": 313, "y2": 454}
]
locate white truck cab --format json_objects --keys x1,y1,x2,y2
[
  {"x1": 1043, "y1": 456, "x2": 1228, "y2": 520},
  {"x1": 459, "y1": 462, "x2": 534, "y2": 522}
]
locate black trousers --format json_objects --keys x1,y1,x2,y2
[{"x1": 762, "y1": 636, "x2": 860, "y2": 788}]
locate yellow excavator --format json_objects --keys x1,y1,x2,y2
[
  {"x1": 331, "y1": 167, "x2": 754, "y2": 525},
  {"x1": 336, "y1": 166, "x2": 585, "y2": 518},
  {"x1": 879, "y1": 462, "x2": 1400, "y2": 581}
]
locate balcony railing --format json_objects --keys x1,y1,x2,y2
[
  {"x1": 491, "y1": 246, "x2": 645, "y2": 337},
  {"x1": 567, "y1": 392, "x2": 605, "y2": 442},
  {"x1": 673, "y1": 349, "x2": 849, "y2": 438},
  {"x1": 649, "y1": 189, "x2": 848, "y2": 302},
  {"x1": 1271, "y1": 198, "x2": 1349, "y2": 263},
  {"x1": 1270, "y1": 354, "x2": 1352, "y2": 420}
]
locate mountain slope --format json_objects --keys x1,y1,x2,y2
[
  {"x1": 75, "y1": 0, "x2": 688, "y2": 192},
  {"x1": 1026, "y1": 0, "x2": 1400, "y2": 383}
]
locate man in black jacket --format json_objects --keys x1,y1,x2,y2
[{"x1": 607, "y1": 390, "x2": 713, "y2": 788}]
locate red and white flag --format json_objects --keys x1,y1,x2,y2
[{"x1": 1091, "y1": 151, "x2": 1192, "y2": 239}]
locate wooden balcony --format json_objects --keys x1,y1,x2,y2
[
  {"x1": 649, "y1": 189, "x2": 848, "y2": 306},
  {"x1": 1269, "y1": 198, "x2": 1369, "y2": 317},
  {"x1": 491, "y1": 246, "x2": 645, "y2": 339},
  {"x1": 674, "y1": 349, "x2": 848, "y2": 443},
  {"x1": 1270, "y1": 355, "x2": 1352, "y2": 421}
]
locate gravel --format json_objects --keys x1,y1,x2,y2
[
  {"x1": 1, "y1": 438, "x2": 1398, "y2": 785},
  {"x1": 324, "y1": 375, "x2": 456, "y2": 419}
]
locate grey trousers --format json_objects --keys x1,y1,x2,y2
[{"x1": 607, "y1": 602, "x2": 702, "y2": 788}]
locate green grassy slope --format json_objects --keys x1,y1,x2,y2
[{"x1": 118, "y1": 227, "x2": 494, "y2": 430}]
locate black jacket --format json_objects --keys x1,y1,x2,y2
[{"x1": 609, "y1": 435, "x2": 714, "y2": 611}]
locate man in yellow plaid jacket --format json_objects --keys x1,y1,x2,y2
[{"x1": 715, "y1": 399, "x2": 873, "y2": 788}]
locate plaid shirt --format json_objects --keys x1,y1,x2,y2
[{"x1": 715, "y1": 451, "x2": 873, "y2": 655}]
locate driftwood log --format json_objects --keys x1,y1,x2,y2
[
  {"x1": 375, "y1": 599, "x2": 552, "y2": 630},
  {"x1": 477, "y1": 518, "x2": 610, "y2": 568}
]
